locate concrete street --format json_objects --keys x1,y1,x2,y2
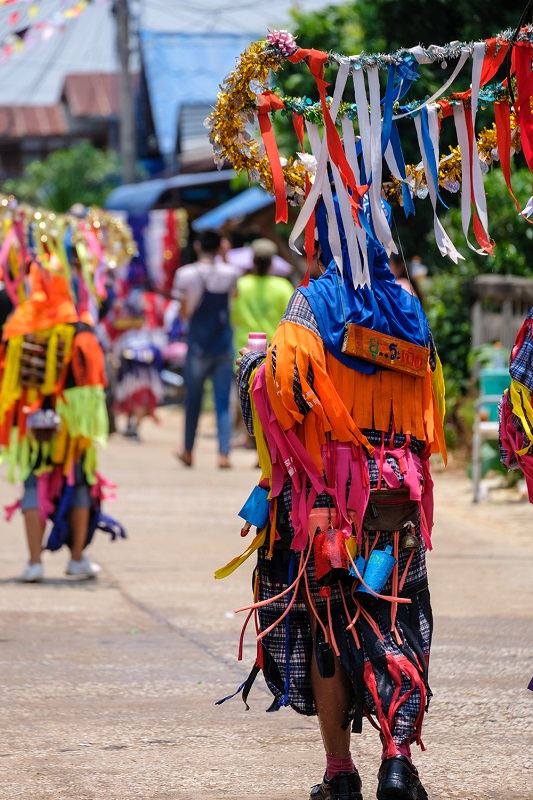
[{"x1": 0, "y1": 408, "x2": 531, "y2": 800}]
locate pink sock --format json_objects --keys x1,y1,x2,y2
[
  {"x1": 382, "y1": 741, "x2": 412, "y2": 763},
  {"x1": 396, "y1": 742, "x2": 412, "y2": 762},
  {"x1": 326, "y1": 753, "x2": 355, "y2": 779}
]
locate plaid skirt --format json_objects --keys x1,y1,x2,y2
[{"x1": 254, "y1": 505, "x2": 432, "y2": 751}]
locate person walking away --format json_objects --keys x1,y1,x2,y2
[
  {"x1": 231, "y1": 238, "x2": 294, "y2": 353},
  {"x1": 219, "y1": 195, "x2": 446, "y2": 800},
  {"x1": 172, "y1": 229, "x2": 239, "y2": 469}
]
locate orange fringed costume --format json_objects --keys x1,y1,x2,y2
[
  {"x1": 222, "y1": 286, "x2": 446, "y2": 759},
  {"x1": 0, "y1": 263, "x2": 120, "y2": 549}
]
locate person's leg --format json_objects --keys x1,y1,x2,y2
[
  {"x1": 66, "y1": 470, "x2": 100, "y2": 577},
  {"x1": 69, "y1": 506, "x2": 90, "y2": 562},
  {"x1": 309, "y1": 641, "x2": 362, "y2": 799},
  {"x1": 311, "y1": 652, "x2": 353, "y2": 759},
  {"x1": 20, "y1": 474, "x2": 46, "y2": 580},
  {"x1": 23, "y1": 509, "x2": 45, "y2": 565},
  {"x1": 183, "y1": 351, "x2": 208, "y2": 460},
  {"x1": 211, "y1": 355, "x2": 233, "y2": 464}
]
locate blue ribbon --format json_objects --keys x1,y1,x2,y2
[
  {"x1": 419, "y1": 106, "x2": 448, "y2": 210},
  {"x1": 389, "y1": 121, "x2": 415, "y2": 217},
  {"x1": 280, "y1": 552, "x2": 296, "y2": 707}
]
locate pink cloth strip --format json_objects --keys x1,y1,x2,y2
[{"x1": 4, "y1": 498, "x2": 22, "y2": 521}]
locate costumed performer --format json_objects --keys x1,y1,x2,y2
[
  {"x1": 0, "y1": 260, "x2": 126, "y2": 583},
  {"x1": 499, "y1": 307, "x2": 533, "y2": 692},
  {"x1": 499, "y1": 306, "x2": 533, "y2": 500},
  {"x1": 103, "y1": 256, "x2": 177, "y2": 440},
  {"x1": 219, "y1": 194, "x2": 446, "y2": 800}
]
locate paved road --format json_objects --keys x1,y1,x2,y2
[{"x1": 0, "y1": 409, "x2": 531, "y2": 800}]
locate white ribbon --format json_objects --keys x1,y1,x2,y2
[
  {"x1": 413, "y1": 109, "x2": 464, "y2": 263},
  {"x1": 453, "y1": 102, "x2": 488, "y2": 255},
  {"x1": 305, "y1": 121, "x2": 344, "y2": 272},
  {"x1": 352, "y1": 65, "x2": 396, "y2": 257},
  {"x1": 288, "y1": 59, "x2": 351, "y2": 258},
  {"x1": 341, "y1": 115, "x2": 370, "y2": 284}
]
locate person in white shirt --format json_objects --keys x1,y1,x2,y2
[{"x1": 171, "y1": 230, "x2": 240, "y2": 468}]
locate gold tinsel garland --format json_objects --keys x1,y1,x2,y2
[
  {"x1": 208, "y1": 38, "x2": 525, "y2": 208},
  {"x1": 206, "y1": 41, "x2": 307, "y2": 203},
  {"x1": 385, "y1": 115, "x2": 522, "y2": 204},
  {"x1": 0, "y1": 195, "x2": 136, "y2": 271}
]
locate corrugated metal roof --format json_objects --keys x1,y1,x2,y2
[
  {"x1": 0, "y1": 1, "x2": 347, "y2": 107},
  {"x1": 0, "y1": 105, "x2": 66, "y2": 138},
  {"x1": 0, "y1": 3, "x2": 118, "y2": 106},
  {"x1": 140, "y1": 31, "x2": 258, "y2": 156},
  {"x1": 63, "y1": 73, "x2": 122, "y2": 118}
]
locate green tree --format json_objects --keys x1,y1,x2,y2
[
  {"x1": 440, "y1": 167, "x2": 533, "y2": 277},
  {"x1": 3, "y1": 142, "x2": 122, "y2": 212},
  {"x1": 355, "y1": 0, "x2": 525, "y2": 54},
  {"x1": 277, "y1": 0, "x2": 525, "y2": 102},
  {"x1": 426, "y1": 166, "x2": 533, "y2": 386}
]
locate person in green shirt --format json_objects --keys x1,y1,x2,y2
[{"x1": 231, "y1": 238, "x2": 294, "y2": 352}]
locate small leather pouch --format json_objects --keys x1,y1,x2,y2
[{"x1": 362, "y1": 488, "x2": 419, "y2": 532}]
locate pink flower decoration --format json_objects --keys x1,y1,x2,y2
[{"x1": 266, "y1": 29, "x2": 297, "y2": 57}]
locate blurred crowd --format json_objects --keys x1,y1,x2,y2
[{"x1": 0, "y1": 207, "x2": 430, "y2": 583}]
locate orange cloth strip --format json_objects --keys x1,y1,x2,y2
[{"x1": 265, "y1": 320, "x2": 446, "y2": 462}]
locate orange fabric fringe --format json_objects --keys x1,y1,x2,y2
[{"x1": 265, "y1": 321, "x2": 446, "y2": 467}]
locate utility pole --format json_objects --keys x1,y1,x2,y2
[{"x1": 113, "y1": 0, "x2": 136, "y2": 185}]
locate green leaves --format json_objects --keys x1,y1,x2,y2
[{"x1": 3, "y1": 142, "x2": 122, "y2": 213}]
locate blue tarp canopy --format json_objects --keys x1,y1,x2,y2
[
  {"x1": 140, "y1": 30, "x2": 259, "y2": 156},
  {"x1": 104, "y1": 170, "x2": 236, "y2": 213},
  {"x1": 192, "y1": 187, "x2": 274, "y2": 230}
]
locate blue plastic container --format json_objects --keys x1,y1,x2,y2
[
  {"x1": 479, "y1": 368, "x2": 510, "y2": 422},
  {"x1": 349, "y1": 555, "x2": 366, "y2": 580},
  {"x1": 238, "y1": 485, "x2": 270, "y2": 529},
  {"x1": 356, "y1": 545, "x2": 397, "y2": 595}
]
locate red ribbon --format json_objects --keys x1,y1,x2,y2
[
  {"x1": 479, "y1": 38, "x2": 508, "y2": 86},
  {"x1": 256, "y1": 90, "x2": 289, "y2": 223},
  {"x1": 464, "y1": 106, "x2": 494, "y2": 254},
  {"x1": 513, "y1": 41, "x2": 533, "y2": 173},
  {"x1": 494, "y1": 98, "x2": 524, "y2": 214},
  {"x1": 4, "y1": 498, "x2": 22, "y2": 522}
]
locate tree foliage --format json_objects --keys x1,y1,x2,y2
[
  {"x1": 3, "y1": 142, "x2": 122, "y2": 212},
  {"x1": 354, "y1": 0, "x2": 525, "y2": 53},
  {"x1": 426, "y1": 166, "x2": 533, "y2": 390},
  {"x1": 278, "y1": 1, "x2": 525, "y2": 102}
]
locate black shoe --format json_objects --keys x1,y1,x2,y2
[
  {"x1": 310, "y1": 770, "x2": 363, "y2": 800},
  {"x1": 376, "y1": 756, "x2": 428, "y2": 800}
]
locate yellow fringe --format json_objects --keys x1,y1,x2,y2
[
  {"x1": 0, "y1": 336, "x2": 23, "y2": 419},
  {"x1": 214, "y1": 526, "x2": 267, "y2": 580},
  {"x1": 509, "y1": 379, "x2": 533, "y2": 456}
]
